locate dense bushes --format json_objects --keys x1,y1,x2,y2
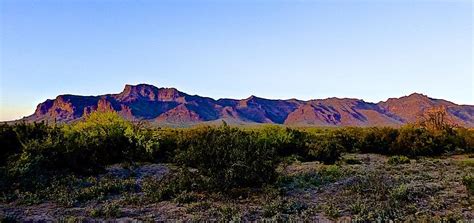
[
  {"x1": 360, "y1": 127, "x2": 399, "y2": 154},
  {"x1": 257, "y1": 126, "x2": 308, "y2": 158},
  {"x1": 175, "y1": 124, "x2": 278, "y2": 191},
  {"x1": 1, "y1": 112, "x2": 158, "y2": 194},
  {"x1": 0, "y1": 123, "x2": 22, "y2": 165},
  {"x1": 346, "y1": 126, "x2": 472, "y2": 157},
  {"x1": 1, "y1": 111, "x2": 473, "y2": 197},
  {"x1": 306, "y1": 135, "x2": 342, "y2": 164},
  {"x1": 63, "y1": 112, "x2": 151, "y2": 166}
]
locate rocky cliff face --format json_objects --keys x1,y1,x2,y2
[{"x1": 24, "y1": 84, "x2": 474, "y2": 127}]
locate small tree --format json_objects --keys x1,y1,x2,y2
[
  {"x1": 62, "y1": 111, "x2": 148, "y2": 170},
  {"x1": 417, "y1": 106, "x2": 455, "y2": 131}
]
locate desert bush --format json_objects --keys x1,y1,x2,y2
[
  {"x1": 391, "y1": 126, "x2": 438, "y2": 157},
  {"x1": 174, "y1": 191, "x2": 200, "y2": 204},
  {"x1": 175, "y1": 123, "x2": 278, "y2": 191},
  {"x1": 462, "y1": 175, "x2": 474, "y2": 195},
  {"x1": 387, "y1": 155, "x2": 410, "y2": 165},
  {"x1": 11, "y1": 121, "x2": 52, "y2": 143},
  {"x1": 1, "y1": 111, "x2": 156, "y2": 198},
  {"x1": 213, "y1": 204, "x2": 241, "y2": 220},
  {"x1": 64, "y1": 111, "x2": 141, "y2": 165},
  {"x1": 262, "y1": 198, "x2": 308, "y2": 217},
  {"x1": 0, "y1": 123, "x2": 22, "y2": 165},
  {"x1": 7, "y1": 112, "x2": 149, "y2": 178},
  {"x1": 89, "y1": 201, "x2": 121, "y2": 218},
  {"x1": 330, "y1": 127, "x2": 364, "y2": 153},
  {"x1": 6, "y1": 132, "x2": 81, "y2": 191},
  {"x1": 258, "y1": 126, "x2": 309, "y2": 158},
  {"x1": 454, "y1": 128, "x2": 474, "y2": 153},
  {"x1": 142, "y1": 168, "x2": 197, "y2": 202},
  {"x1": 360, "y1": 127, "x2": 399, "y2": 154},
  {"x1": 0, "y1": 122, "x2": 62, "y2": 173},
  {"x1": 141, "y1": 176, "x2": 177, "y2": 202},
  {"x1": 306, "y1": 135, "x2": 342, "y2": 164},
  {"x1": 258, "y1": 126, "x2": 346, "y2": 163},
  {"x1": 390, "y1": 125, "x2": 470, "y2": 157},
  {"x1": 146, "y1": 128, "x2": 179, "y2": 162},
  {"x1": 2, "y1": 174, "x2": 138, "y2": 207},
  {"x1": 322, "y1": 203, "x2": 341, "y2": 220},
  {"x1": 389, "y1": 184, "x2": 410, "y2": 201},
  {"x1": 278, "y1": 165, "x2": 344, "y2": 190},
  {"x1": 74, "y1": 177, "x2": 137, "y2": 203}
]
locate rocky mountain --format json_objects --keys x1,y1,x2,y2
[{"x1": 23, "y1": 84, "x2": 474, "y2": 127}]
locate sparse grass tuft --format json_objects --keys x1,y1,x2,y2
[
  {"x1": 88, "y1": 201, "x2": 121, "y2": 219},
  {"x1": 278, "y1": 165, "x2": 344, "y2": 190},
  {"x1": 388, "y1": 155, "x2": 410, "y2": 165}
]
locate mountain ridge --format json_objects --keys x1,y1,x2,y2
[{"x1": 21, "y1": 84, "x2": 474, "y2": 127}]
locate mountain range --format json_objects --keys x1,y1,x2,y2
[{"x1": 22, "y1": 84, "x2": 474, "y2": 127}]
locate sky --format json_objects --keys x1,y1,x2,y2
[{"x1": 0, "y1": 0, "x2": 472, "y2": 121}]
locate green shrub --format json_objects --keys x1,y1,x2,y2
[
  {"x1": 360, "y1": 127, "x2": 398, "y2": 154},
  {"x1": 323, "y1": 203, "x2": 340, "y2": 219},
  {"x1": 391, "y1": 126, "x2": 437, "y2": 157},
  {"x1": 390, "y1": 125, "x2": 468, "y2": 157},
  {"x1": 462, "y1": 175, "x2": 474, "y2": 195},
  {"x1": 175, "y1": 124, "x2": 278, "y2": 191},
  {"x1": 389, "y1": 184, "x2": 409, "y2": 201},
  {"x1": 349, "y1": 199, "x2": 368, "y2": 215},
  {"x1": 455, "y1": 128, "x2": 474, "y2": 153},
  {"x1": 258, "y1": 126, "x2": 309, "y2": 158},
  {"x1": 387, "y1": 155, "x2": 410, "y2": 165},
  {"x1": 146, "y1": 128, "x2": 179, "y2": 162},
  {"x1": 174, "y1": 191, "x2": 199, "y2": 204},
  {"x1": 278, "y1": 165, "x2": 344, "y2": 190},
  {"x1": 64, "y1": 111, "x2": 141, "y2": 166},
  {"x1": 2, "y1": 112, "x2": 146, "y2": 184},
  {"x1": 331, "y1": 127, "x2": 364, "y2": 153},
  {"x1": 7, "y1": 137, "x2": 67, "y2": 190},
  {"x1": 262, "y1": 198, "x2": 308, "y2": 217},
  {"x1": 0, "y1": 123, "x2": 22, "y2": 165},
  {"x1": 89, "y1": 201, "x2": 121, "y2": 218},
  {"x1": 75, "y1": 177, "x2": 137, "y2": 203},
  {"x1": 306, "y1": 136, "x2": 342, "y2": 164}
]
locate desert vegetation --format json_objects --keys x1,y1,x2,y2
[{"x1": 1, "y1": 111, "x2": 473, "y2": 221}]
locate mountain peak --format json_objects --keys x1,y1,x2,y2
[
  {"x1": 382, "y1": 92, "x2": 431, "y2": 104},
  {"x1": 116, "y1": 84, "x2": 159, "y2": 102},
  {"x1": 122, "y1": 83, "x2": 159, "y2": 93},
  {"x1": 406, "y1": 92, "x2": 429, "y2": 99},
  {"x1": 246, "y1": 95, "x2": 260, "y2": 100}
]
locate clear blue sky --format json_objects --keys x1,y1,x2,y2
[{"x1": 1, "y1": 0, "x2": 472, "y2": 121}]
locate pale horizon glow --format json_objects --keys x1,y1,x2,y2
[{"x1": 1, "y1": 0, "x2": 473, "y2": 121}]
